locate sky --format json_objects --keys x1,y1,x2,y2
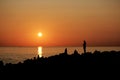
[{"x1": 0, "y1": 0, "x2": 120, "y2": 46}]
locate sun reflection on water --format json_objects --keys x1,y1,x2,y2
[{"x1": 38, "y1": 46, "x2": 42, "y2": 58}]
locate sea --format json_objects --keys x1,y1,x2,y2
[{"x1": 0, "y1": 46, "x2": 120, "y2": 64}]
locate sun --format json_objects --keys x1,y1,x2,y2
[{"x1": 38, "y1": 32, "x2": 42, "y2": 37}]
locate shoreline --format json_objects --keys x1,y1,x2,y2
[
  {"x1": 0, "y1": 50, "x2": 120, "y2": 73},
  {"x1": 0, "y1": 50, "x2": 120, "y2": 65}
]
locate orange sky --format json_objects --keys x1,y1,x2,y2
[{"x1": 0, "y1": 0, "x2": 120, "y2": 46}]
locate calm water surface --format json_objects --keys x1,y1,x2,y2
[{"x1": 0, "y1": 47, "x2": 120, "y2": 64}]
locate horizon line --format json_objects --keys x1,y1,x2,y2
[{"x1": 0, "y1": 45, "x2": 120, "y2": 47}]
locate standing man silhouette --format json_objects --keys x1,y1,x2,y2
[{"x1": 83, "y1": 40, "x2": 87, "y2": 53}]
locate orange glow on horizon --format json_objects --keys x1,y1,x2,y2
[{"x1": 0, "y1": 0, "x2": 120, "y2": 46}]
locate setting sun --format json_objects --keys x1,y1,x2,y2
[
  {"x1": 38, "y1": 32, "x2": 42, "y2": 37},
  {"x1": 0, "y1": 0, "x2": 120, "y2": 47}
]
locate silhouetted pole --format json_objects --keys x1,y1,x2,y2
[
  {"x1": 64, "y1": 48, "x2": 68, "y2": 54},
  {"x1": 83, "y1": 40, "x2": 87, "y2": 53}
]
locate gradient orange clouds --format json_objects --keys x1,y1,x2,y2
[{"x1": 0, "y1": 0, "x2": 120, "y2": 46}]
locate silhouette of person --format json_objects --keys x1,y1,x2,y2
[{"x1": 83, "y1": 40, "x2": 87, "y2": 53}]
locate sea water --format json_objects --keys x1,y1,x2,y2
[{"x1": 0, "y1": 46, "x2": 120, "y2": 64}]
